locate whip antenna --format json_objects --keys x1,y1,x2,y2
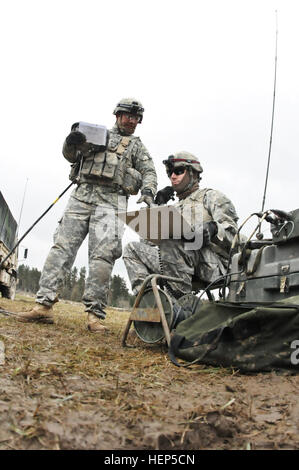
[
  {"x1": 17, "y1": 177, "x2": 29, "y2": 237},
  {"x1": 261, "y1": 10, "x2": 278, "y2": 212}
]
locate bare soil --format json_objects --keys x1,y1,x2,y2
[{"x1": 0, "y1": 294, "x2": 298, "y2": 451}]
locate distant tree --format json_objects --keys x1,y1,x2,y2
[
  {"x1": 30, "y1": 268, "x2": 41, "y2": 293},
  {"x1": 61, "y1": 266, "x2": 87, "y2": 302},
  {"x1": 109, "y1": 275, "x2": 135, "y2": 308},
  {"x1": 61, "y1": 270, "x2": 72, "y2": 300},
  {"x1": 17, "y1": 265, "x2": 135, "y2": 307},
  {"x1": 75, "y1": 266, "x2": 86, "y2": 301},
  {"x1": 70, "y1": 267, "x2": 78, "y2": 288},
  {"x1": 17, "y1": 264, "x2": 41, "y2": 293}
]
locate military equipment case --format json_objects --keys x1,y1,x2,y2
[
  {"x1": 228, "y1": 208, "x2": 299, "y2": 303},
  {"x1": 168, "y1": 208, "x2": 299, "y2": 372},
  {"x1": 169, "y1": 296, "x2": 299, "y2": 372}
]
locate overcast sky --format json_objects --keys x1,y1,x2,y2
[{"x1": 1, "y1": 0, "x2": 298, "y2": 288}]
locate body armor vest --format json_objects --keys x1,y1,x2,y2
[
  {"x1": 176, "y1": 188, "x2": 213, "y2": 228},
  {"x1": 72, "y1": 131, "x2": 142, "y2": 195},
  {"x1": 176, "y1": 188, "x2": 230, "y2": 258}
]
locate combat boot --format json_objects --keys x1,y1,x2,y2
[
  {"x1": 16, "y1": 303, "x2": 54, "y2": 324},
  {"x1": 87, "y1": 313, "x2": 108, "y2": 333}
]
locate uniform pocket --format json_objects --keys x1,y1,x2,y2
[
  {"x1": 122, "y1": 167, "x2": 142, "y2": 195},
  {"x1": 81, "y1": 151, "x2": 119, "y2": 179},
  {"x1": 101, "y1": 152, "x2": 119, "y2": 179},
  {"x1": 80, "y1": 154, "x2": 97, "y2": 175},
  {"x1": 88, "y1": 152, "x2": 106, "y2": 177}
]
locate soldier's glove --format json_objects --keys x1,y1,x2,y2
[
  {"x1": 66, "y1": 131, "x2": 86, "y2": 146},
  {"x1": 154, "y1": 186, "x2": 175, "y2": 205},
  {"x1": 137, "y1": 189, "x2": 155, "y2": 207},
  {"x1": 202, "y1": 221, "x2": 218, "y2": 247}
]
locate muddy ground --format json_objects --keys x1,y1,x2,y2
[{"x1": 0, "y1": 294, "x2": 298, "y2": 451}]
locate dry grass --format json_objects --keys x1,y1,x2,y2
[{"x1": 0, "y1": 294, "x2": 298, "y2": 450}]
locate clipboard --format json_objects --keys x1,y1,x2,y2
[{"x1": 118, "y1": 204, "x2": 194, "y2": 245}]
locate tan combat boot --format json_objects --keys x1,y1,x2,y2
[
  {"x1": 16, "y1": 304, "x2": 54, "y2": 324},
  {"x1": 87, "y1": 313, "x2": 108, "y2": 333}
]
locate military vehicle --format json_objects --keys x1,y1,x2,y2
[
  {"x1": 0, "y1": 191, "x2": 18, "y2": 299},
  {"x1": 227, "y1": 208, "x2": 299, "y2": 303}
]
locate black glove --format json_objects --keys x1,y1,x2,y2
[
  {"x1": 66, "y1": 131, "x2": 86, "y2": 146},
  {"x1": 202, "y1": 221, "x2": 218, "y2": 246},
  {"x1": 154, "y1": 186, "x2": 175, "y2": 205}
]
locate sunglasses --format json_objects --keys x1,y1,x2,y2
[
  {"x1": 122, "y1": 112, "x2": 140, "y2": 122},
  {"x1": 169, "y1": 167, "x2": 186, "y2": 176}
]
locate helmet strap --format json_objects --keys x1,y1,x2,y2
[
  {"x1": 184, "y1": 167, "x2": 195, "y2": 192},
  {"x1": 176, "y1": 168, "x2": 199, "y2": 200}
]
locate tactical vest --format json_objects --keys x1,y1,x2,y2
[
  {"x1": 176, "y1": 188, "x2": 213, "y2": 227},
  {"x1": 176, "y1": 188, "x2": 230, "y2": 259},
  {"x1": 74, "y1": 131, "x2": 142, "y2": 195}
]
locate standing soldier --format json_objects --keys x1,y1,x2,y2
[
  {"x1": 123, "y1": 151, "x2": 238, "y2": 298},
  {"x1": 17, "y1": 98, "x2": 157, "y2": 332}
]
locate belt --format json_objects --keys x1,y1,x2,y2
[{"x1": 78, "y1": 179, "x2": 128, "y2": 196}]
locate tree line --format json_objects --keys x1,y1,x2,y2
[{"x1": 17, "y1": 264, "x2": 135, "y2": 308}]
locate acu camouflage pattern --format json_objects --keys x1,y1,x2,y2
[
  {"x1": 36, "y1": 185, "x2": 127, "y2": 317},
  {"x1": 169, "y1": 295, "x2": 299, "y2": 372},
  {"x1": 123, "y1": 188, "x2": 238, "y2": 296},
  {"x1": 64, "y1": 124, "x2": 157, "y2": 196},
  {"x1": 36, "y1": 123, "x2": 157, "y2": 318}
]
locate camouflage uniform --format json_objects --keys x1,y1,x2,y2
[
  {"x1": 124, "y1": 185, "x2": 238, "y2": 297},
  {"x1": 36, "y1": 122, "x2": 157, "y2": 318}
]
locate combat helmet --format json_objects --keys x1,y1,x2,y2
[
  {"x1": 163, "y1": 151, "x2": 203, "y2": 178},
  {"x1": 113, "y1": 98, "x2": 144, "y2": 123}
]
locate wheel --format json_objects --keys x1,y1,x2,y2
[{"x1": 133, "y1": 288, "x2": 173, "y2": 343}]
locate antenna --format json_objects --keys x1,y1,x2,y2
[
  {"x1": 0, "y1": 181, "x2": 74, "y2": 270},
  {"x1": 17, "y1": 177, "x2": 29, "y2": 236},
  {"x1": 261, "y1": 10, "x2": 278, "y2": 213}
]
